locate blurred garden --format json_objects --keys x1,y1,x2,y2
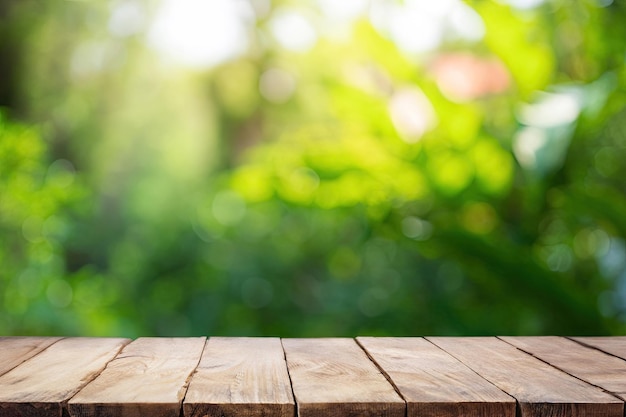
[{"x1": 1, "y1": 0, "x2": 625, "y2": 337}]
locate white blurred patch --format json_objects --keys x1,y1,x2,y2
[
  {"x1": 517, "y1": 91, "x2": 581, "y2": 128},
  {"x1": 513, "y1": 127, "x2": 547, "y2": 170},
  {"x1": 497, "y1": 0, "x2": 545, "y2": 9},
  {"x1": 71, "y1": 42, "x2": 108, "y2": 77},
  {"x1": 109, "y1": 1, "x2": 145, "y2": 37},
  {"x1": 370, "y1": 0, "x2": 485, "y2": 55},
  {"x1": 269, "y1": 8, "x2": 317, "y2": 52},
  {"x1": 148, "y1": 0, "x2": 253, "y2": 68},
  {"x1": 249, "y1": 0, "x2": 272, "y2": 19},
  {"x1": 448, "y1": 2, "x2": 485, "y2": 42},
  {"x1": 390, "y1": 5, "x2": 442, "y2": 54},
  {"x1": 513, "y1": 90, "x2": 582, "y2": 174},
  {"x1": 316, "y1": 0, "x2": 367, "y2": 21},
  {"x1": 389, "y1": 87, "x2": 437, "y2": 143},
  {"x1": 315, "y1": 0, "x2": 367, "y2": 38}
]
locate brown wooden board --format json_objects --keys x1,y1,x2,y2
[
  {"x1": 282, "y1": 338, "x2": 405, "y2": 417},
  {"x1": 68, "y1": 337, "x2": 205, "y2": 417},
  {"x1": 502, "y1": 336, "x2": 626, "y2": 400},
  {"x1": 357, "y1": 337, "x2": 516, "y2": 417},
  {"x1": 183, "y1": 337, "x2": 294, "y2": 417},
  {"x1": 429, "y1": 337, "x2": 623, "y2": 417},
  {"x1": 0, "y1": 337, "x2": 61, "y2": 377},
  {"x1": 571, "y1": 337, "x2": 626, "y2": 361},
  {"x1": 0, "y1": 337, "x2": 129, "y2": 417}
]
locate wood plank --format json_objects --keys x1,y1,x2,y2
[
  {"x1": 571, "y1": 337, "x2": 626, "y2": 361},
  {"x1": 357, "y1": 337, "x2": 516, "y2": 417},
  {"x1": 429, "y1": 337, "x2": 623, "y2": 417},
  {"x1": 282, "y1": 338, "x2": 405, "y2": 417},
  {"x1": 0, "y1": 337, "x2": 61, "y2": 377},
  {"x1": 0, "y1": 337, "x2": 129, "y2": 417},
  {"x1": 502, "y1": 336, "x2": 626, "y2": 400},
  {"x1": 68, "y1": 337, "x2": 205, "y2": 417},
  {"x1": 183, "y1": 337, "x2": 294, "y2": 417}
]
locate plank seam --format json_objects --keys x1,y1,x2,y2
[
  {"x1": 179, "y1": 336, "x2": 209, "y2": 417},
  {"x1": 497, "y1": 336, "x2": 626, "y2": 403},
  {"x1": 64, "y1": 338, "x2": 133, "y2": 416},
  {"x1": 280, "y1": 338, "x2": 299, "y2": 417},
  {"x1": 567, "y1": 337, "x2": 626, "y2": 362},
  {"x1": 0, "y1": 337, "x2": 66, "y2": 378},
  {"x1": 354, "y1": 337, "x2": 409, "y2": 414},
  {"x1": 425, "y1": 337, "x2": 521, "y2": 415}
]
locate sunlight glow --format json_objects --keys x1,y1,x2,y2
[
  {"x1": 316, "y1": 0, "x2": 367, "y2": 22},
  {"x1": 148, "y1": 0, "x2": 252, "y2": 68},
  {"x1": 109, "y1": 1, "x2": 145, "y2": 37},
  {"x1": 498, "y1": 0, "x2": 545, "y2": 9},
  {"x1": 269, "y1": 8, "x2": 317, "y2": 52},
  {"x1": 370, "y1": 0, "x2": 485, "y2": 55}
]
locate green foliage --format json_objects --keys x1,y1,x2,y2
[
  {"x1": 1, "y1": 0, "x2": 626, "y2": 336},
  {"x1": 0, "y1": 113, "x2": 84, "y2": 333}
]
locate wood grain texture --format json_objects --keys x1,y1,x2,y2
[
  {"x1": 357, "y1": 337, "x2": 516, "y2": 417},
  {"x1": 571, "y1": 337, "x2": 626, "y2": 361},
  {"x1": 282, "y1": 338, "x2": 405, "y2": 417},
  {"x1": 0, "y1": 337, "x2": 129, "y2": 417},
  {"x1": 68, "y1": 337, "x2": 206, "y2": 417},
  {"x1": 501, "y1": 336, "x2": 626, "y2": 400},
  {"x1": 0, "y1": 337, "x2": 61, "y2": 377},
  {"x1": 183, "y1": 337, "x2": 294, "y2": 417},
  {"x1": 429, "y1": 337, "x2": 623, "y2": 417}
]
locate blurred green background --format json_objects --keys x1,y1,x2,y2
[{"x1": 1, "y1": 0, "x2": 625, "y2": 337}]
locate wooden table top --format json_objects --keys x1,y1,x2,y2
[{"x1": 0, "y1": 336, "x2": 624, "y2": 417}]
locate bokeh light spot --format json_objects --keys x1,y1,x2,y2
[
  {"x1": 212, "y1": 190, "x2": 247, "y2": 226},
  {"x1": 389, "y1": 87, "x2": 437, "y2": 143},
  {"x1": 432, "y1": 54, "x2": 510, "y2": 102},
  {"x1": 401, "y1": 217, "x2": 433, "y2": 240},
  {"x1": 47, "y1": 279, "x2": 73, "y2": 308},
  {"x1": 545, "y1": 244, "x2": 573, "y2": 272},
  {"x1": 108, "y1": 1, "x2": 145, "y2": 37},
  {"x1": 574, "y1": 228, "x2": 610, "y2": 259},
  {"x1": 148, "y1": 0, "x2": 252, "y2": 68},
  {"x1": 22, "y1": 216, "x2": 44, "y2": 243},
  {"x1": 270, "y1": 8, "x2": 317, "y2": 52},
  {"x1": 47, "y1": 159, "x2": 75, "y2": 188},
  {"x1": 259, "y1": 68, "x2": 296, "y2": 104}
]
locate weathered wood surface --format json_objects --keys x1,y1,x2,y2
[
  {"x1": 0, "y1": 337, "x2": 61, "y2": 377},
  {"x1": 184, "y1": 337, "x2": 294, "y2": 417},
  {"x1": 0, "y1": 337, "x2": 129, "y2": 417},
  {"x1": 358, "y1": 337, "x2": 516, "y2": 417},
  {"x1": 571, "y1": 336, "x2": 626, "y2": 360},
  {"x1": 282, "y1": 338, "x2": 405, "y2": 417},
  {"x1": 1, "y1": 336, "x2": 625, "y2": 417},
  {"x1": 502, "y1": 336, "x2": 626, "y2": 400},
  {"x1": 68, "y1": 337, "x2": 206, "y2": 417},
  {"x1": 429, "y1": 337, "x2": 623, "y2": 417}
]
